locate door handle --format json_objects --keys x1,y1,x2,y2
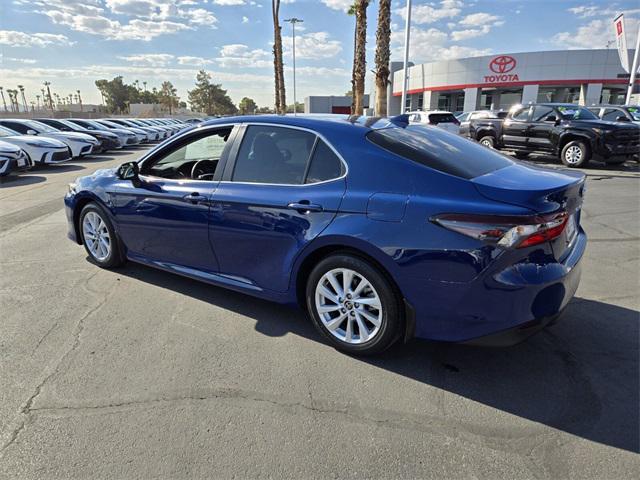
[
  {"x1": 287, "y1": 201, "x2": 323, "y2": 213},
  {"x1": 182, "y1": 192, "x2": 210, "y2": 205}
]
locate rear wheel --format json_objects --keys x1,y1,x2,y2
[
  {"x1": 306, "y1": 254, "x2": 402, "y2": 355},
  {"x1": 561, "y1": 140, "x2": 590, "y2": 168},
  {"x1": 80, "y1": 203, "x2": 125, "y2": 268},
  {"x1": 478, "y1": 135, "x2": 495, "y2": 149}
]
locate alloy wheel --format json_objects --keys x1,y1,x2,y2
[
  {"x1": 314, "y1": 268, "x2": 383, "y2": 344},
  {"x1": 82, "y1": 211, "x2": 111, "y2": 261},
  {"x1": 565, "y1": 145, "x2": 583, "y2": 165}
]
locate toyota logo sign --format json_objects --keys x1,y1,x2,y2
[{"x1": 489, "y1": 55, "x2": 517, "y2": 74}]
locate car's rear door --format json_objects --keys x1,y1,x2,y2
[
  {"x1": 502, "y1": 106, "x2": 531, "y2": 148},
  {"x1": 526, "y1": 105, "x2": 557, "y2": 153},
  {"x1": 208, "y1": 124, "x2": 347, "y2": 293}
]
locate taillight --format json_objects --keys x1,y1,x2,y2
[{"x1": 431, "y1": 212, "x2": 569, "y2": 249}]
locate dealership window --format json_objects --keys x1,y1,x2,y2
[
  {"x1": 232, "y1": 125, "x2": 316, "y2": 184},
  {"x1": 417, "y1": 95, "x2": 424, "y2": 111}
]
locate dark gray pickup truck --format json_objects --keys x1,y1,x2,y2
[{"x1": 461, "y1": 103, "x2": 640, "y2": 167}]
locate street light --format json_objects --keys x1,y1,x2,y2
[
  {"x1": 400, "y1": 0, "x2": 412, "y2": 114},
  {"x1": 284, "y1": 17, "x2": 303, "y2": 115}
]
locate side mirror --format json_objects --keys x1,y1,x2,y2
[
  {"x1": 544, "y1": 115, "x2": 557, "y2": 123},
  {"x1": 27, "y1": 129, "x2": 38, "y2": 135},
  {"x1": 117, "y1": 161, "x2": 141, "y2": 187},
  {"x1": 616, "y1": 115, "x2": 631, "y2": 122}
]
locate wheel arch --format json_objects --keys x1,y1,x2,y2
[
  {"x1": 292, "y1": 236, "x2": 415, "y2": 342},
  {"x1": 72, "y1": 193, "x2": 113, "y2": 245},
  {"x1": 558, "y1": 132, "x2": 594, "y2": 154},
  {"x1": 475, "y1": 129, "x2": 496, "y2": 141}
]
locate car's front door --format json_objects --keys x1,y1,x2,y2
[
  {"x1": 113, "y1": 126, "x2": 236, "y2": 272},
  {"x1": 208, "y1": 124, "x2": 347, "y2": 293},
  {"x1": 502, "y1": 106, "x2": 531, "y2": 148},
  {"x1": 526, "y1": 105, "x2": 557, "y2": 153}
]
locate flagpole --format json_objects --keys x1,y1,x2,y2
[{"x1": 626, "y1": 25, "x2": 640, "y2": 104}]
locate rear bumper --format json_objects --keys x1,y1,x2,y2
[{"x1": 407, "y1": 230, "x2": 586, "y2": 343}]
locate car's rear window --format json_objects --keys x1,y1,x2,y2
[
  {"x1": 428, "y1": 113, "x2": 457, "y2": 124},
  {"x1": 367, "y1": 125, "x2": 513, "y2": 179}
]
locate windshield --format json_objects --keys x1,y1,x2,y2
[
  {"x1": 100, "y1": 120, "x2": 123, "y2": 128},
  {"x1": 626, "y1": 107, "x2": 640, "y2": 121},
  {"x1": 367, "y1": 125, "x2": 513, "y2": 180},
  {"x1": 58, "y1": 119, "x2": 86, "y2": 130},
  {"x1": 25, "y1": 120, "x2": 59, "y2": 133},
  {"x1": 0, "y1": 125, "x2": 20, "y2": 137},
  {"x1": 80, "y1": 120, "x2": 108, "y2": 129},
  {"x1": 556, "y1": 106, "x2": 598, "y2": 120}
]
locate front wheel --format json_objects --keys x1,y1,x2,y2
[
  {"x1": 561, "y1": 140, "x2": 590, "y2": 168},
  {"x1": 79, "y1": 203, "x2": 125, "y2": 268},
  {"x1": 306, "y1": 254, "x2": 402, "y2": 355}
]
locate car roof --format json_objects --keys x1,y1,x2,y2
[{"x1": 199, "y1": 114, "x2": 401, "y2": 135}]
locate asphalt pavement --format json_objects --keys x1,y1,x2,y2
[{"x1": 0, "y1": 147, "x2": 638, "y2": 479}]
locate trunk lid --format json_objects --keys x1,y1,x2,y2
[{"x1": 472, "y1": 163, "x2": 586, "y2": 258}]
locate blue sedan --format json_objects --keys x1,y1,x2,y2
[{"x1": 64, "y1": 115, "x2": 586, "y2": 354}]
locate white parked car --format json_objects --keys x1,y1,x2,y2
[
  {"x1": 0, "y1": 139, "x2": 31, "y2": 177},
  {"x1": 0, "y1": 125, "x2": 72, "y2": 165},
  {"x1": 407, "y1": 110, "x2": 461, "y2": 134},
  {"x1": 95, "y1": 119, "x2": 149, "y2": 143},
  {"x1": 0, "y1": 119, "x2": 99, "y2": 158}
]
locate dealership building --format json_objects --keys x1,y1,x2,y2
[{"x1": 385, "y1": 49, "x2": 637, "y2": 114}]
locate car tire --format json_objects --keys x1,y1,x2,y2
[
  {"x1": 478, "y1": 135, "x2": 495, "y2": 149},
  {"x1": 79, "y1": 203, "x2": 125, "y2": 268},
  {"x1": 306, "y1": 253, "x2": 402, "y2": 355},
  {"x1": 561, "y1": 140, "x2": 590, "y2": 168}
]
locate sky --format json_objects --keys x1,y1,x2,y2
[{"x1": 0, "y1": 0, "x2": 638, "y2": 109}]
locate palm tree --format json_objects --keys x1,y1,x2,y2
[
  {"x1": 18, "y1": 85, "x2": 27, "y2": 112},
  {"x1": 272, "y1": 0, "x2": 286, "y2": 114},
  {"x1": 77, "y1": 90, "x2": 83, "y2": 112},
  {"x1": 143, "y1": 81, "x2": 147, "y2": 92},
  {"x1": 350, "y1": 1, "x2": 370, "y2": 115},
  {"x1": 374, "y1": 0, "x2": 391, "y2": 116},
  {"x1": 0, "y1": 86, "x2": 7, "y2": 112}
]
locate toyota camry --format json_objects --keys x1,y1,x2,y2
[{"x1": 64, "y1": 115, "x2": 586, "y2": 355}]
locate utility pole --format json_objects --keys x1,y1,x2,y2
[
  {"x1": 0, "y1": 87, "x2": 7, "y2": 112},
  {"x1": 400, "y1": 0, "x2": 412, "y2": 114},
  {"x1": 284, "y1": 17, "x2": 303, "y2": 115},
  {"x1": 626, "y1": 25, "x2": 640, "y2": 104}
]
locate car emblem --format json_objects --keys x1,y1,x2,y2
[{"x1": 489, "y1": 55, "x2": 517, "y2": 74}]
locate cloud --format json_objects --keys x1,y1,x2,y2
[
  {"x1": 117, "y1": 53, "x2": 175, "y2": 66},
  {"x1": 213, "y1": 0, "x2": 246, "y2": 5},
  {"x1": 391, "y1": 26, "x2": 491, "y2": 62},
  {"x1": 242, "y1": 16, "x2": 249, "y2": 24},
  {"x1": 177, "y1": 56, "x2": 214, "y2": 66},
  {"x1": 216, "y1": 44, "x2": 272, "y2": 68},
  {"x1": 1, "y1": 56, "x2": 37, "y2": 64},
  {"x1": 450, "y1": 25, "x2": 491, "y2": 41},
  {"x1": 0, "y1": 30, "x2": 74, "y2": 47},
  {"x1": 283, "y1": 32, "x2": 342, "y2": 59},
  {"x1": 459, "y1": 12, "x2": 501, "y2": 26},
  {"x1": 553, "y1": 17, "x2": 640, "y2": 49},
  {"x1": 320, "y1": 0, "x2": 352, "y2": 11},
  {"x1": 396, "y1": 0, "x2": 463, "y2": 24}
]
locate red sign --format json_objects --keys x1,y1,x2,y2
[
  {"x1": 485, "y1": 55, "x2": 519, "y2": 83},
  {"x1": 489, "y1": 55, "x2": 517, "y2": 74},
  {"x1": 616, "y1": 20, "x2": 623, "y2": 35}
]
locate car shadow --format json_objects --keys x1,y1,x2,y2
[
  {"x1": 0, "y1": 175, "x2": 47, "y2": 187},
  {"x1": 29, "y1": 163, "x2": 86, "y2": 174},
  {"x1": 115, "y1": 261, "x2": 639, "y2": 453}
]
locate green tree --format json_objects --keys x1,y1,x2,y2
[
  {"x1": 187, "y1": 70, "x2": 237, "y2": 115},
  {"x1": 238, "y1": 97, "x2": 258, "y2": 115},
  {"x1": 159, "y1": 81, "x2": 179, "y2": 114},
  {"x1": 95, "y1": 77, "x2": 130, "y2": 113},
  {"x1": 285, "y1": 102, "x2": 304, "y2": 113},
  {"x1": 256, "y1": 106, "x2": 274, "y2": 114}
]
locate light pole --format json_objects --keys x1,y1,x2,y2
[
  {"x1": 284, "y1": 17, "x2": 303, "y2": 115},
  {"x1": 400, "y1": 0, "x2": 412, "y2": 114}
]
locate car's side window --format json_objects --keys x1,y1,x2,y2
[
  {"x1": 305, "y1": 140, "x2": 345, "y2": 184},
  {"x1": 232, "y1": 125, "x2": 315, "y2": 184},
  {"x1": 511, "y1": 107, "x2": 530, "y2": 121},
  {"x1": 531, "y1": 106, "x2": 554, "y2": 122},
  {"x1": 1, "y1": 122, "x2": 28, "y2": 134},
  {"x1": 142, "y1": 127, "x2": 232, "y2": 180},
  {"x1": 602, "y1": 108, "x2": 621, "y2": 121}
]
